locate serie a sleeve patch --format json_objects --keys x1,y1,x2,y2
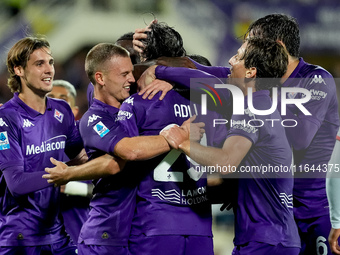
[
  {"x1": 0, "y1": 131, "x2": 10, "y2": 150},
  {"x1": 93, "y1": 121, "x2": 110, "y2": 138}
]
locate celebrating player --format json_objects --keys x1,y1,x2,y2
[
  {"x1": 0, "y1": 36, "x2": 85, "y2": 254},
  {"x1": 160, "y1": 37, "x2": 301, "y2": 254}
]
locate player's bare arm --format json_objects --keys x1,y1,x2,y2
[
  {"x1": 43, "y1": 154, "x2": 125, "y2": 186},
  {"x1": 162, "y1": 124, "x2": 251, "y2": 174},
  {"x1": 114, "y1": 135, "x2": 170, "y2": 161}
]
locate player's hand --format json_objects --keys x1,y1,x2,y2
[
  {"x1": 181, "y1": 115, "x2": 205, "y2": 142},
  {"x1": 329, "y1": 228, "x2": 340, "y2": 254},
  {"x1": 133, "y1": 19, "x2": 157, "y2": 53},
  {"x1": 139, "y1": 79, "x2": 173, "y2": 100},
  {"x1": 156, "y1": 56, "x2": 197, "y2": 69},
  {"x1": 161, "y1": 125, "x2": 188, "y2": 150},
  {"x1": 43, "y1": 157, "x2": 70, "y2": 186},
  {"x1": 160, "y1": 116, "x2": 205, "y2": 150},
  {"x1": 137, "y1": 65, "x2": 157, "y2": 91}
]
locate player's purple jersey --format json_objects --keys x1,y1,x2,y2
[
  {"x1": 87, "y1": 83, "x2": 94, "y2": 107},
  {"x1": 282, "y1": 58, "x2": 339, "y2": 219},
  {"x1": 190, "y1": 58, "x2": 231, "y2": 80},
  {"x1": 117, "y1": 90, "x2": 226, "y2": 237},
  {"x1": 78, "y1": 98, "x2": 137, "y2": 246},
  {"x1": 0, "y1": 93, "x2": 83, "y2": 246},
  {"x1": 155, "y1": 64, "x2": 231, "y2": 105},
  {"x1": 229, "y1": 90, "x2": 300, "y2": 248},
  {"x1": 157, "y1": 58, "x2": 340, "y2": 220}
]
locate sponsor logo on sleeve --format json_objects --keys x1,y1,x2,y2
[
  {"x1": 93, "y1": 121, "x2": 109, "y2": 138},
  {"x1": 0, "y1": 118, "x2": 8, "y2": 127},
  {"x1": 87, "y1": 114, "x2": 101, "y2": 126},
  {"x1": 23, "y1": 119, "x2": 34, "y2": 128},
  {"x1": 124, "y1": 97, "x2": 134, "y2": 105},
  {"x1": 115, "y1": 110, "x2": 133, "y2": 121},
  {"x1": 310, "y1": 75, "x2": 326, "y2": 85},
  {"x1": 54, "y1": 109, "x2": 64, "y2": 123},
  {"x1": 310, "y1": 89, "x2": 327, "y2": 100},
  {"x1": 0, "y1": 131, "x2": 10, "y2": 150}
]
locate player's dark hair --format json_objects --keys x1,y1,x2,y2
[
  {"x1": 245, "y1": 13, "x2": 300, "y2": 58},
  {"x1": 115, "y1": 32, "x2": 140, "y2": 65},
  {"x1": 116, "y1": 32, "x2": 134, "y2": 42},
  {"x1": 85, "y1": 43, "x2": 129, "y2": 85},
  {"x1": 141, "y1": 22, "x2": 186, "y2": 60},
  {"x1": 7, "y1": 36, "x2": 51, "y2": 93},
  {"x1": 241, "y1": 37, "x2": 288, "y2": 91}
]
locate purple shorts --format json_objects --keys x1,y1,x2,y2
[
  {"x1": 129, "y1": 234, "x2": 213, "y2": 255},
  {"x1": 0, "y1": 238, "x2": 76, "y2": 255},
  {"x1": 78, "y1": 243, "x2": 128, "y2": 255},
  {"x1": 232, "y1": 241, "x2": 300, "y2": 255},
  {"x1": 296, "y1": 214, "x2": 331, "y2": 255}
]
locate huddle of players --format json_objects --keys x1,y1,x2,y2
[{"x1": 0, "y1": 13, "x2": 338, "y2": 255}]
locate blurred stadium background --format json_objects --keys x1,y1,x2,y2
[{"x1": 1, "y1": 0, "x2": 340, "y2": 254}]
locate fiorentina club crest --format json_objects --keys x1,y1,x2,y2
[{"x1": 54, "y1": 109, "x2": 64, "y2": 123}]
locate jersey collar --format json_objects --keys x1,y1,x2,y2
[{"x1": 14, "y1": 92, "x2": 52, "y2": 117}]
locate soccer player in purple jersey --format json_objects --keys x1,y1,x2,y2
[
  {"x1": 161, "y1": 37, "x2": 300, "y2": 255},
  {"x1": 44, "y1": 43, "x2": 194, "y2": 255},
  {"x1": 87, "y1": 32, "x2": 140, "y2": 107},
  {"x1": 115, "y1": 22, "x2": 227, "y2": 255},
  {"x1": 136, "y1": 14, "x2": 340, "y2": 255},
  {"x1": 0, "y1": 37, "x2": 86, "y2": 254},
  {"x1": 48, "y1": 80, "x2": 93, "y2": 245},
  {"x1": 243, "y1": 14, "x2": 339, "y2": 255},
  {"x1": 76, "y1": 43, "x2": 175, "y2": 255}
]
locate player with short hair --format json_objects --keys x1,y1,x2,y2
[
  {"x1": 43, "y1": 24, "x2": 211, "y2": 255},
  {"x1": 79, "y1": 42, "x2": 175, "y2": 255},
  {"x1": 44, "y1": 42, "x2": 185, "y2": 255},
  {"x1": 87, "y1": 31, "x2": 141, "y2": 107},
  {"x1": 0, "y1": 36, "x2": 85, "y2": 254}
]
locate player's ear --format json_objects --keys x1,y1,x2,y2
[
  {"x1": 245, "y1": 67, "x2": 256, "y2": 78},
  {"x1": 95, "y1": 72, "x2": 105, "y2": 86},
  {"x1": 14, "y1": 66, "x2": 24, "y2": 77}
]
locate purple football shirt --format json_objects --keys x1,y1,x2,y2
[
  {"x1": 157, "y1": 58, "x2": 340, "y2": 220},
  {"x1": 155, "y1": 65, "x2": 230, "y2": 104},
  {"x1": 0, "y1": 93, "x2": 83, "y2": 246},
  {"x1": 78, "y1": 98, "x2": 137, "y2": 246},
  {"x1": 281, "y1": 59, "x2": 339, "y2": 219},
  {"x1": 228, "y1": 90, "x2": 300, "y2": 248},
  {"x1": 87, "y1": 83, "x2": 94, "y2": 107},
  {"x1": 117, "y1": 89, "x2": 227, "y2": 237}
]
